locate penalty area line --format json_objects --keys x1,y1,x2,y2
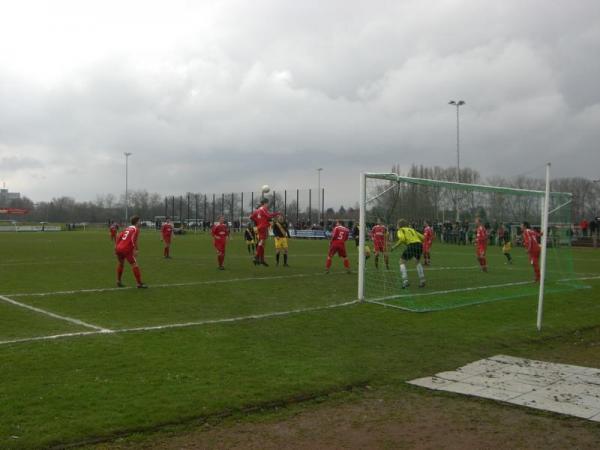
[
  {"x1": 0, "y1": 294, "x2": 111, "y2": 332},
  {"x1": 0, "y1": 299, "x2": 360, "y2": 347}
]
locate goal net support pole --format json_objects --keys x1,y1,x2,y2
[{"x1": 537, "y1": 163, "x2": 551, "y2": 331}]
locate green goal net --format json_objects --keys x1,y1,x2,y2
[{"x1": 358, "y1": 172, "x2": 587, "y2": 313}]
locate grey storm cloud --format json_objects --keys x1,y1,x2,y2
[{"x1": 0, "y1": 0, "x2": 599, "y2": 206}]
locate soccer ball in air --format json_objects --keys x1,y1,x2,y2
[{"x1": 261, "y1": 185, "x2": 270, "y2": 193}]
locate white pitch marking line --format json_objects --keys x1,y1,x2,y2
[
  {"x1": 5, "y1": 272, "x2": 333, "y2": 298},
  {"x1": 0, "y1": 294, "x2": 111, "y2": 332},
  {"x1": 0, "y1": 299, "x2": 360, "y2": 346},
  {"x1": 369, "y1": 280, "x2": 534, "y2": 303},
  {"x1": 367, "y1": 274, "x2": 600, "y2": 305}
]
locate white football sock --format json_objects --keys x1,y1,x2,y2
[
  {"x1": 400, "y1": 263, "x2": 408, "y2": 280},
  {"x1": 416, "y1": 263, "x2": 425, "y2": 280}
]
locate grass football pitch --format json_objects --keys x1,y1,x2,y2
[{"x1": 1, "y1": 230, "x2": 599, "y2": 449}]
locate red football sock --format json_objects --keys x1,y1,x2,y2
[
  {"x1": 343, "y1": 259, "x2": 350, "y2": 269},
  {"x1": 326, "y1": 257, "x2": 332, "y2": 269},
  {"x1": 132, "y1": 266, "x2": 142, "y2": 284},
  {"x1": 117, "y1": 264, "x2": 124, "y2": 281},
  {"x1": 218, "y1": 254, "x2": 224, "y2": 266}
]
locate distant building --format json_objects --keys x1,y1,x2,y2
[{"x1": 0, "y1": 187, "x2": 21, "y2": 205}]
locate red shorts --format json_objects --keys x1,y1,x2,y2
[
  {"x1": 162, "y1": 236, "x2": 171, "y2": 244},
  {"x1": 528, "y1": 248, "x2": 540, "y2": 264},
  {"x1": 423, "y1": 242, "x2": 432, "y2": 253},
  {"x1": 116, "y1": 250, "x2": 137, "y2": 265},
  {"x1": 213, "y1": 241, "x2": 226, "y2": 253},
  {"x1": 373, "y1": 241, "x2": 386, "y2": 253},
  {"x1": 257, "y1": 227, "x2": 268, "y2": 241},
  {"x1": 476, "y1": 244, "x2": 487, "y2": 258},
  {"x1": 328, "y1": 242, "x2": 347, "y2": 258}
]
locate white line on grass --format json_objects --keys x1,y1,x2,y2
[
  {"x1": 368, "y1": 280, "x2": 537, "y2": 303},
  {"x1": 367, "y1": 275, "x2": 600, "y2": 304},
  {"x1": 4, "y1": 272, "x2": 332, "y2": 298},
  {"x1": 0, "y1": 299, "x2": 360, "y2": 346},
  {"x1": 0, "y1": 294, "x2": 111, "y2": 332}
]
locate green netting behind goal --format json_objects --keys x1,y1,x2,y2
[{"x1": 360, "y1": 173, "x2": 588, "y2": 312}]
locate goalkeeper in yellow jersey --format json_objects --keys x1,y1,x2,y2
[{"x1": 391, "y1": 219, "x2": 426, "y2": 288}]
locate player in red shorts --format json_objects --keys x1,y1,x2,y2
[
  {"x1": 422, "y1": 220, "x2": 434, "y2": 266},
  {"x1": 211, "y1": 215, "x2": 230, "y2": 270},
  {"x1": 115, "y1": 215, "x2": 147, "y2": 288},
  {"x1": 250, "y1": 198, "x2": 280, "y2": 266},
  {"x1": 160, "y1": 217, "x2": 174, "y2": 259},
  {"x1": 326, "y1": 220, "x2": 351, "y2": 274},
  {"x1": 475, "y1": 217, "x2": 489, "y2": 272},
  {"x1": 370, "y1": 218, "x2": 389, "y2": 270},
  {"x1": 109, "y1": 220, "x2": 119, "y2": 244},
  {"x1": 521, "y1": 221, "x2": 541, "y2": 282}
]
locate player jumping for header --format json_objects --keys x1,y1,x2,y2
[
  {"x1": 250, "y1": 198, "x2": 281, "y2": 266},
  {"x1": 391, "y1": 219, "x2": 426, "y2": 288}
]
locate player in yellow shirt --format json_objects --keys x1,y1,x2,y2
[
  {"x1": 391, "y1": 219, "x2": 426, "y2": 288},
  {"x1": 502, "y1": 240, "x2": 513, "y2": 265}
]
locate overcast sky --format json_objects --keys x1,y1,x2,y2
[{"x1": 0, "y1": 0, "x2": 599, "y2": 207}]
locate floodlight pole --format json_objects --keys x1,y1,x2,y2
[
  {"x1": 449, "y1": 100, "x2": 465, "y2": 221},
  {"x1": 124, "y1": 152, "x2": 132, "y2": 222},
  {"x1": 317, "y1": 168, "x2": 323, "y2": 226},
  {"x1": 537, "y1": 162, "x2": 551, "y2": 331}
]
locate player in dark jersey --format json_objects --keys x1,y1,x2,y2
[
  {"x1": 244, "y1": 223, "x2": 256, "y2": 256},
  {"x1": 272, "y1": 216, "x2": 291, "y2": 267}
]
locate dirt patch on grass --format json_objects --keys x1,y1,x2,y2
[{"x1": 92, "y1": 387, "x2": 600, "y2": 450}]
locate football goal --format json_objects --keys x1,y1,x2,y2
[{"x1": 357, "y1": 165, "x2": 587, "y2": 328}]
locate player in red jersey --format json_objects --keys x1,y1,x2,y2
[
  {"x1": 326, "y1": 220, "x2": 351, "y2": 274},
  {"x1": 250, "y1": 198, "x2": 280, "y2": 266},
  {"x1": 211, "y1": 216, "x2": 230, "y2": 270},
  {"x1": 370, "y1": 219, "x2": 389, "y2": 270},
  {"x1": 422, "y1": 220, "x2": 435, "y2": 266},
  {"x1": 521, "y1": 221, "x2": 541, "y2": 282},
  {"x1": 115, "y1": 215, "x2": 147, "y2": 288},
  {"x1": 109, "y1": 220, "x2": 119, "y2": 243},
  {"x1": 475, "y1": 217, "x2": 489, "y2": 272},
  {"x1": 160, "y1": 217, "x2": 174, "y2": 259}
]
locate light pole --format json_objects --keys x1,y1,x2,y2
[
  {"x1": 317, "y1": 168, "x2": 323, "y2": 227},
  {"x1": 449, "y1": 100, "x2": 465, "y2": 221},
  {"x1": 124, "y1": 152, "x2": 132, "y2": 222}
]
